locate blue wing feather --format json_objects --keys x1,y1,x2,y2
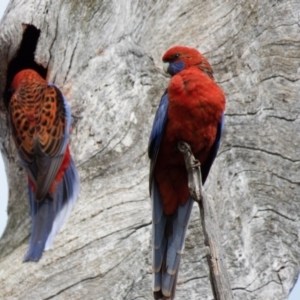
[
  {"x1": 148, "y1": 91, "x2": 169, "y2": 160},
  {"x1": 148, "y1": 91, "x2": 168, "y2": 193},
  {"x1": 201, "y1": 112, "x2": 225, "y2": 184}
]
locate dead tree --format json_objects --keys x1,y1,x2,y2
[{"x1": 0, "y1": 1, "x2": 300, "y2": 299}]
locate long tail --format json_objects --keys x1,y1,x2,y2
[
  {"x1": 152, "y1": 182, "x2": 193, "y2": 299},
  {"x1": 23, "y1": 158, "x2": 79, "y2": 262}
]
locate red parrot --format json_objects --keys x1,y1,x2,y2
[
  {"x1": 9, "y1": 69, "x2": 80, "y2": 262},
  {"x1": 148, "y1": 46, "x2": 225, "y2": 299}
]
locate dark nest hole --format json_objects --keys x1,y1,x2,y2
[{"x1": 3, "y1": 24, "x2": 47, "y2": 109}]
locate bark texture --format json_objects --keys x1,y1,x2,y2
[{"x1": 0, "y1": 1, "x2": 300, "y2": 299}]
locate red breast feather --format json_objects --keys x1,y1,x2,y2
[{"x1": 154, "y1": 66, "x2": 225, "y2": 214}]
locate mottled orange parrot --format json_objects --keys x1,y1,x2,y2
[
  {"x1": 9, "y1": 69, "x2": 80, "y2": 262},
  {"x1": 148, "y1": 46, "x2": 225, "y2": 299}
]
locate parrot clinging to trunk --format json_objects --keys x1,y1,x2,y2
[
  {"x1": 148, "y1": 46, "x2": 225, "y2": 299},
  {"x1": 9, "y1": 69, "x2": 80, "y2": 262}
]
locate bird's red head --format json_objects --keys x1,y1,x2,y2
[
  {"x1": 11, "y1": 69, "x2": 44, "y2": 91},
  {"x1": 162, "y1": 46, "x2": 213, "y2": 78}
]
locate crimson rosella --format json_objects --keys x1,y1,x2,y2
[
  {"x1": 148, "y1": 46, "x2": 225, "y2": 299},
  {"x1": 9, "y1": 69, "x2": 80, "y2": 262}
]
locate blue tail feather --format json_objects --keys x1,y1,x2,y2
[
  {"x1": 23, "y1": 158, "x2": 79, "y2": 262},
  {"x1": 152, "y1": 180, "x2": 194, "y2": 299},
  {"x1": 152, "y1": 183, "x2": 167, "y2": 274}
]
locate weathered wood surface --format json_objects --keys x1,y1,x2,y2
[
  {"x1": 178, "y1": 141, "x2": 234, "y2": 300},
  {"x1": 0, "y1": 1, "x2": 300, "y2": 299}
]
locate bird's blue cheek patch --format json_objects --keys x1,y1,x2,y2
[{"x1": 168, "y1": 61, "x2": 185, "y2": 76}]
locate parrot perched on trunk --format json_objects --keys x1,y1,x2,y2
[
  {"x1": 9, "y1": 69, "x2": 80, "y2": 262},
  {"x1": 148, "y1": 46, "x2": 225, "y2": 299}
]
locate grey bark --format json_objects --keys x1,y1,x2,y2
[
  {"x1": 0, "y1": 1, "x2": 300, "y2": 299},
  {"x1": 178, "y1": 141, "x2": 234, "y2": 300}
]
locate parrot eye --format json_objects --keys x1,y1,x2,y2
[
  {"x1": 163, "y1": 53, "x2": 181, "y2": 63},
  {"x1": 173, "y1": 53, "x2": 181, "y2": 60}
]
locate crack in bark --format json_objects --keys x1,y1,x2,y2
[
  {"x1": 47, "y1": 12, "x2": 59, "y2": 71},
  {"x1": 271, "y1": 171, "x2": 300, "y2": 185},
  {"x1": 87, "y1": 6, "x2": 102, "y2": 22},
  {"x1": 261, "y1": 74, "x2": 300, "y2": 83},
  {"x1": 218, "y1": 145, "x2": 300, "y2": 163},
  {"x1": 187, "y1": 254, "x2": 208, "y2": 264},
  {"x1": 233, "y1": 279, "x2": 281, "y2": 293},
  {"x1": 118, "y1": 221, "x2": 151, "y2": 241},
  {"x1": 225, "y1": 110, "x2": 261, "y2": 117},
  {"x1": 80, "y1": 197, "x2": 148, "y2": 221},
  {"x1": 178, "y1": 275, "x2": 208, "y2": 285},
  {"x1": 123, "y1": 279, "x2": 136, "y2": 300},
  {"x1": 276, "y1": 266, "x2": 285, "y2": 293},
  {"x1": 44, "y1": 250, "x2": 136, "y2": 299},
  {"x1": 267, "y1": 114, "x2": 300, "y2": 122},
  {"x1": 64, "y1": 39, "x2": 78, "y2": 84},
  {"x1": 232, "y1": 169, "x2": 264, "y2": 177},
  {"x1": 257, "y1": 208, "x2": 296, "y2": 222},
  {"x1": 70, "y1": 213, "x2": 150, "y2": 253},
  {"x1": 256, "y1": 18, "x2": 299, "y2": 40},
  {"x1": 52, "y1": 222, "x2": 145, "y2": 267},
  {"x1": 124, "y1": 265, "x2": 152, "y2": 300},
  {"x1": 105, "y1": 197, "x2": 148, "y2": 212},
  {"x1": 81, "y1": 174, "x2": 147, "y2": 208}
]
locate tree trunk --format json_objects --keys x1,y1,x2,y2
[{"x1": 0, "y1": 1, "x2": 300, "y2": 299}]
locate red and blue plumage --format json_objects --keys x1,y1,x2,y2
[
  {"x1": 148, "y1": 46, "x2": 225, "y2": 299},
  {"x1": 9, "y1": 69, "x2": 80, "y2": 262}
]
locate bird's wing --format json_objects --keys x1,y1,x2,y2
[
  {"x1": 32, "y1": 84, "x2": 72, "y2": 200},
  {"x1": 201, "y1": 112, "x2": 225, "y2": 184},
  {"x1": 148, "y1": 90, "x2": 169, "y2": 190}
]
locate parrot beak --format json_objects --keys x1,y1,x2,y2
[{"x1": 163, "y1": 62, "x2": 169, "y2": 74}]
